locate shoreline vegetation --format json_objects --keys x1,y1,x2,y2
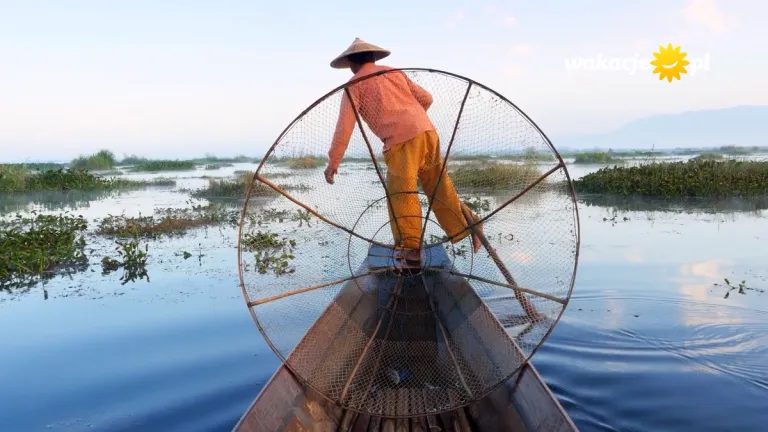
[
  {"x1": 573, "y1": 159, "x2": 768, "y2": 197},
  {"x1": 0, "y1": 167, "x2": 176, "y2": 193},
  {"x1": 2, "y1": 145, "x2": 766, "y2": 198}
]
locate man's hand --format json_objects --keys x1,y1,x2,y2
[{"x1": 324, "y1": 165, "x2": 337, "y2": 184}]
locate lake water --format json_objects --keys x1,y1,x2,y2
[{"x1": 1, "y1": 161, "x2": 767, "y2": 431}]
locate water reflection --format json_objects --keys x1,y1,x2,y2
[
  {"x1": 578, "y1": 193, "x2": 768, "y2": 215},
  {"x1": 0, "y1": 189, "x2": 121, "y2": 214}
]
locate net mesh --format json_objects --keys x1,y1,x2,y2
[{"x1": 238, "y1": 68, "x2": 579, "y2": 417}]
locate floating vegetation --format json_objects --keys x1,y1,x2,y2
[
  {"x1": 119, "y1": 154, "x2": 150, "y2": 166},
  {"x1": 600, "y1": 208, "x2": 630, "y2": 226},
  {"x1": 286, "y1": 156, "x2": 326, "y2": 169},
  {"x1": 428, "y1": 234, "x2": 468, "y2": 257},
  {"x1": 101, "y1": 237, "x2": 150, "y2": 284},
  {"x1": 130, "y1": 160, "x2": 196, "y2": 172},
  {"x1": 461, "y1": 196, "x2": 491, "y2": 215},
  {"x1": 192, "y1": 171, "x2": 277, "y2": 200},
  {"x1": 572, "y1": 152, "x2": 624, "y2": 164},
  {"x1": 0, "y1": 167, "x2": 175, "y2": 193},
  {"x1": 96, "y1": 203, "x2": 239, "y2": 239},
  {"x1": 693, "y1": 152, "x2": 724, "y2": 161},
  {"x1": 573, "y1": 159, "x2": 768, "y2": 197},
  {"x1": 0, "y1": 211, "x2": 88, "y2": 290},
  {"x1": 204, "y1": 163, "x2": 234, "y2": 170},
  {"x1": 241, "y1": 231, "x2": 297, "y2": 276},
  {"x1": 278, "y1": 183, "x2": 313, "y2": 192},
  {"x1": 244, "y1": 208, "x2": 313, "y2": 228},
  {"x1": 97, "y1": 170, "x2": 124, "y2": 176},
  {"x1": 193, "y1": 154, "x2": 255, "y2": 164},
  {"x1": 70, "y1": 150, "x2": 117, "y2": 170},
  {"x1": 715, "y1": 278, "x2": 765, "y2": 299},
  {"x1": 264, "y1": 171, "x2": 298, "y2": 179},
  {"x1": 1, "y1": 162, "x2": 66, "y2": 171},
  {"x1": 449, "y1": 161, "x2": 541, "y2": 190}
]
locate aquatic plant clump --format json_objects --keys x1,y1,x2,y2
[
  {"x1": 693, "y1": 152, "x2": 725, "y2": 161},
  {"x1": 241, "y1": 230, "x2": 297, "y2": 276},
  {"x1": 0, "y1": 165, "x2": 27, "y2": 192},
  {"x1": 130, "y1": 160, "x2": 196, "y2": 172},
  {"x1": 96, "y1": 204, "x2": 239, "y2": 238},
  {"x1": 448, "y1": 161, "x2": 542, "y2": 190},
  {"x1": 574, "y1": 159, "x2": 768, "y2": 197},
  {"x1": 0, "y1": 167, "x2": 176, "y2": 192},
  {"x1": 204, "y1": 163, "x2": 235, "y2": 170},
  {"x1": 572, "y1": 151, "x2": 624, "y2": 164},
  {"x1": 101, "y1": 238, "x2": 150, "y2": 284},
  {"x1": 0, "y1": 212, "x2": 88, "y2": 288},
  {"x1": 191, "y1": 171, "x2": 277, "y2": 200},
  {"x1": 70, "y1": 150, "x2": 118, "y2": 170},
  {"x1": 286, "y1": 156, "x2": 326, "y2": 169}
]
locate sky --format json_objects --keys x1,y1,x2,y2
[{"x1": 1, "y1": 0, "x2": 767, "y2": 162}]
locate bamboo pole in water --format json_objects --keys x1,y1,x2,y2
[{"x1": 460, "y1": 206, "x2": 541, "y2": 321}]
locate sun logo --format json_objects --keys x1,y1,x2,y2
[{"x1": 651, "y1": 43, "x2": 691, "y2": 82}]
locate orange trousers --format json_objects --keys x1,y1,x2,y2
[{"x1": 383, "y1": 130, "x2": 476, "y2": 250}]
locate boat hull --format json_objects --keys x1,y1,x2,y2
[{"x1": 236, "y1": 245, "x2": 577, "y2": 431}]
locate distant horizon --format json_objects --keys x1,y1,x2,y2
[
  {"x1": 3, "y1": 103, "x2": 767, "y2": 164},
  {"x1": 4, "y1": 143, "x2": 766, "y2": 165}
]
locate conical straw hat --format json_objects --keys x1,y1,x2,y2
[{"x1": 330, "y1": 37, "x2": 391, "y2": 69}]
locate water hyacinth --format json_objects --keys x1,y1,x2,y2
[{"x1": 0, "y1": 211, "x2": 89, "y2": 288}]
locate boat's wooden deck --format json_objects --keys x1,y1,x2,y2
[
  {"x1": 234, "y1": 245, "x2": 577, "y2": 431},
  {"x1": 234, "y1": 360, "x2": 575, "y2": 431}
]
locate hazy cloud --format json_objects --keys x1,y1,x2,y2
[
  {"x1": 682, "y1": 0, "x2": 739, "y2": 34},
  {"x1": 510, "y1": 43, "x2": 533, "y2": 56},
  {"x1": 445, "y1": 10, "x2": 466, "y2": 30}
]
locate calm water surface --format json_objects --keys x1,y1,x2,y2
[{"x1": 1, "y1": 162, "x2": 767, "y2": 431}]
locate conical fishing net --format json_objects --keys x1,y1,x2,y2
[{"x1": 238, "y1": 68, "x2": 580, "y2": 418}]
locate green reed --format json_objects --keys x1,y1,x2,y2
[{"x1": 70, "y1": 150, "x2": 118, "y2": 170}]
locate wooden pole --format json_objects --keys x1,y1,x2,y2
[{"x1": 460, "y1": 206, "x2": 541, "y2": 321}]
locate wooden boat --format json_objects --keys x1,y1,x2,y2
[{"x1": 234, "y1": 243, "x2": 577, "y2": 431}]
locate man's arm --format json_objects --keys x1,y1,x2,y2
[
  {"x1": 407, "y1": 77, "x2": 433, "y2": 111},
  {"x1": 327, "y1": 92, "x2": 356, "y2": 172}
]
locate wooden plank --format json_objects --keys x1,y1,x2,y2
[
  {"x1": 439, "y1": 411, "x2": 456, "y2": 432},
  {"x1": 339, "y1": 409, "x2": 358, "y2": 432},
  {"x1": 455, "y1": 409, "x2": 472, "y2": 432},
  {"x1": 425, "y1": 415, "x2": 440, "y2": 431},
  {"x1": 353, "y1": 414, "x2": 371, "y2": 432},
  {"x1": 395, "y1": 418, "x2": 409, "y2": 432},
  {"x1": 382, "y1": 418, "x2": 397, "y2": 432},
  {"x1": 368, "y1": 416, "x2": 382, "y2": 432},
  {"x1": 511, "y1": 363, "x2": 578, "y2": 432}
]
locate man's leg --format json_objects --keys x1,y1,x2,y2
[
  {"x1": 384, "y1": 134, "x2": 427, "y2": 252},
  {"x1": 418, "y1": 131, "x2": 483, "y2": 252}
]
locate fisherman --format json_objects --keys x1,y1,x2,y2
[{"x1": 323, "y1": 38, "x2": 483, "y2": 265}]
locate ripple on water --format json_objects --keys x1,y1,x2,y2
[{"x1": 536, "y1": 297, "x2": 768, "y2": 431}]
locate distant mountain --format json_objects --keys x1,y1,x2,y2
[{"x1": 551, "y1": 105, "x2": 768, "y2": 150}]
